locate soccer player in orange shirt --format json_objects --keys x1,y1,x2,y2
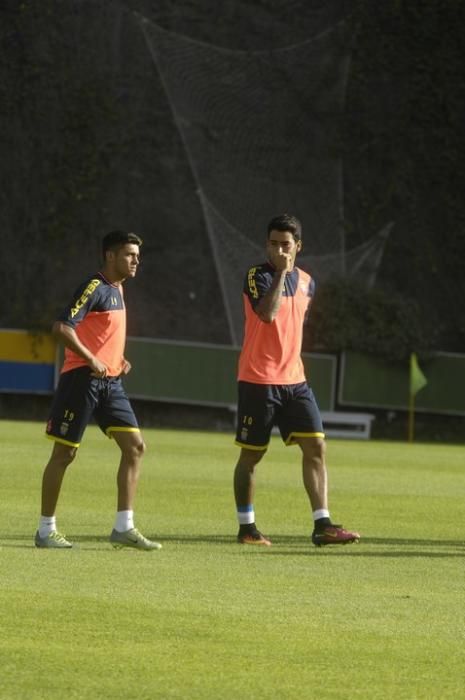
[
  {"x1": 35, "y1": 231, "x2": 161, "y2": 550},
  {"x1": 234, "y1": 214, "x2": 360, "y2": 547}
]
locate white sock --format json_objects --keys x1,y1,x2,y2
[
  {"x1": 237, "y1": 505, "x2": 255, "y2": 525},
  {"x1": 38, "y1": 515, "x2": 56, "y2": 538},
  {"x1": 313, "y1": 508, "x2": 330, "y2": 522},
  {"x1": 114, "y1": 510, "x2": 134, "y2": 533}
]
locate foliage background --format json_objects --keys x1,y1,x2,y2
[{"x1": 1, "y1": 0, "x2": 464, "y2": 358}]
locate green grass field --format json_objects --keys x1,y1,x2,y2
[{"x1": 1, "y1": 419, "x2": 464, "y2": 699}]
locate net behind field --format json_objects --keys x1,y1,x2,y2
[{"x1": 136, "y1": 14, "x2": 390, "y2": 343}]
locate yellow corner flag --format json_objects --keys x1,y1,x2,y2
[
  {"x1": 408, "y1": 353, "x2": 427, "y2": 442},
  {"x1": 409, "y1": 353, "x2": 427, "y2": 397}
]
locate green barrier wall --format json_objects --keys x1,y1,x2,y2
[
  {"x1": 339, "y1": 351, "x2": 465, "y2": 415},
  {"x1": 54, "y1": 338, "x2": 465, "y2": 415},
  {"x1": 123, "y1": 338, "x2": 337, "y2": 411}
]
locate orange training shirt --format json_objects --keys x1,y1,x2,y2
[
  {"x1": 58, "y1": 272, "x2": 127, "y2": 377},
  {"x1": 238, "y1": 263, "x2": 315, "y2": 385}
]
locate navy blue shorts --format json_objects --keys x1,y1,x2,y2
[
  {"x1": 46, "y1": 366, "x2": 139, "y2": 447},
  {"x1": 235, "y1": 381, "x2": 324, "y2": 450}
]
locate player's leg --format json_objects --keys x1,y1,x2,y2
[
  {"x1": 282, "y1": 383, "x2": 360, "y2": 546},
  {"x1": 233, "y1": 382, "x2": 275, "y2": 546},
  {"x1": 297, "y1": 435, "x2": 328, "y2": 513},
  {"x1": 99, "y1": 377, "x2": 161, "y2": 550},
  {"x1": 299, "y1": 435, "x2": 359, "y2": 545},
  {"x1": 234, "y1": 447, "x2": 270, "y2": 544},
  {"x1": 35, "y1": 442, "x2": 77, "y2": 548},
  {"x1": 41, "y1": 442, "x2": 77, "y2": 517},
  {"x1": 111, "y1": 428, "x2": 145, "y2": 513},
  {"x1": 35, "y1": 367, "x2": 95, "y2": 548},
  {"x1": 109, "y1": 430, "x2": 161, "y2": 550}
]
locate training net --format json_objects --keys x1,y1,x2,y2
[{"x1": 136, "y1": 14, "x2": 390, "y2": 344}]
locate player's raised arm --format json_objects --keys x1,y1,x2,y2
[{"x1": 255, "y1": 267, "x2": 288, "y2": 323}]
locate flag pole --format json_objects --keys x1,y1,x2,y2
[
  {"x1": 408, "y1": 390, "x2": 415, "y2": 443},
  {"x1": 408, "y1": 352, "x2": 428, "y2": 443}
]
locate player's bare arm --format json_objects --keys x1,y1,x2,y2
[
  {"x1": 303, "y1": 296, "x2": 313, "y2": 324},
  {"x1": 255, "y1": 265, "x2": 288, "y2": 323},
  {"x1": 52, "y1": 321, "x2": 107, "y2": 377}
]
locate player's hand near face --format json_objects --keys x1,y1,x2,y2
[
  {"x1": 273, "y1": 250, "x2": 293, "y2": 272},
  {"x1": 267, "y1": 234, "x2": 297, "y2": 273},
  {"x1": 256, "y1": 229, "x2": 301, "y2": 323}
]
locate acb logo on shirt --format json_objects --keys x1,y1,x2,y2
[
  {"x1": 70, "y1": 279, "x2": 101, "y2": 318},
  {"x1": 247, "y1": 268, "x2": 259, "y2": 299}
]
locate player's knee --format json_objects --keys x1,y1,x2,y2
[
  {"x1": 301, "y1": 437, "x2": 325, "y2": 465},
  {"x1": 240, "y1": 448, "x2": 266, "y2": 469},
  {"x1": 136, "y1": 439, "x2": 146, "y2": 458},
  {"x1": 314, "y1": 437, "x2": 326, "y2": 460},
  {"x1": 122, "y1": 438, "x2": 145, "y2": 461},
  {"x1": 52, "y1": 444, "x2": 77, "y2": 469}
]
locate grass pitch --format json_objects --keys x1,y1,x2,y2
[{"x1": 1, "y1": 419, "x2": 464, "y2": 699}]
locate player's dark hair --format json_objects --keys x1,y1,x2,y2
[
  {"x1": 102, "y1": 231, "x2": 143, "y2": 259},
  {"x1": 267, "y1": 214, "x2": 302, "y2": 242}
]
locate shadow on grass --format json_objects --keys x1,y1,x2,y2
[
  {"x1": 146, "y1": 533, "x2": 465, "y2": 558},
  {"x1": 259, "y1": 535, "x2": 464, "y2": 558},
  {"x1": 146, "y1": 533, "x2": 464, "y2": 547},
  {"x1": 0, "y1": 534, "x2": 109, "y2": 549},
  {"x1": 2, "y1": 533, "x2": 463, "y2": 556}
]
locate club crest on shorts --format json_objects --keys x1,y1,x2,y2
[{"x1": 60, "y1": 422, "x2": 69, "y2": 436}]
